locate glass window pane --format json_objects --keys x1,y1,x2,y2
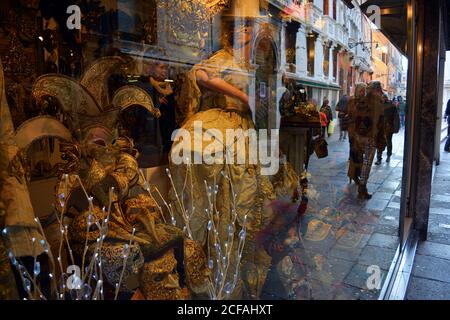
[{"x1": 0, "y1": 0, "x2": 410, "y2": 301}]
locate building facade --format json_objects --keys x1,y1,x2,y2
[
  {"x1": 277, "y1": 0, "x2": 374, "y2": 112},
  {"x1": 371, "y1": 29, "x2": 405, "y2": 98}
]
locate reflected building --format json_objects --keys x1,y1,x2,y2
[{"x1": 371, "y1": 29, "x2": 405, "y2": 98}]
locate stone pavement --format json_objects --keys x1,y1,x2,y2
[
  {"x1": 261, "y1": 127, "x2": 406, "y2": 300},
  {"x1": 406, "y1": 141, "x2": 450, "y2": 300}
]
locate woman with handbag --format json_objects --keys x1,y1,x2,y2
[{"x1": 320, "y1": 98, "x2": 334, "y2": 138}]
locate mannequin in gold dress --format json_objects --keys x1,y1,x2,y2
[{"x1": 169, "y1": 18, "x2": 275, "y2": 299}]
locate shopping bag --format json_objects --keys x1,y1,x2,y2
[
  {"x1": 328, "y1": 120, "x2": 335, "y2": 135},
  {"x1": 314, "y1": 137, "x2": 328, "y2": 159}
]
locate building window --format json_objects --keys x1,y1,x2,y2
[
  {"x1": 333, "y1": 47, "x2": 338, "y2": 79},
  {"x1": 333, "y1": 0, "x2": 337, "y2": 19},
  {"x1": 286, "y1": 22, "x2": 299, "y2": 70},
  {"x1": 382, "y1": 52, "x2": 388, "y2": 64},
  {"x1": 307, "y1": 32, "x2": 316, "y2": 77},
  {"x1": 324, "y1": 0, "x2": 329, "y2": 15},
  {"x1": 323, "y1": 43, "x2": 330, "y2": 78}
]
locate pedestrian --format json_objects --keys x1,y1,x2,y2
[
  {"x1": 279, "y1": 77, "x2": 295, "y2": 117},
  {"x1": 392, "y1": 96, "x2": 398, "y2": 107},
  {"x1": 347, "y1": 84, "x2": 366, "y2": 187},
  {"x1": 320, "y1": 98, "x2": 333, "y2": 138},
  {"x1": 348, "y1": 81, "x2": 385, "y2": 200},
  {"x1": 398, "y1": 96, "x2": 407, "y2": 128},
  {"x1": 375, "y1": 94, "x2": 400, "y2": 165},
  {"x1": 446, "y1": 98, "x2": 450, "y2": 137},
  {"x1": 336, "y1": 94, "x2": 350, "y2": 141},
  {"x1": 320, "y1": 110, "x2": 328, "y2": 138},
  {"x1": 445, "y1": 99, "x2": 450, "y2": 152}
]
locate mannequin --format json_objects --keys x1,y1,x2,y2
[{"x1": 169, "y1": 18, "x2": 275, "y2": 299}]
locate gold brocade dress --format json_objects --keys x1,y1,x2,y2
[{"x1": 169, "y1": 49, "x2": 275, "y2": 299}]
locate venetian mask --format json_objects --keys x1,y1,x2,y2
[
  {"x1": 101, "y1": 242, "x2": 145, "y2": 294},
  {"x1": 184, "y1": 239, "x2": 210, "y2": 296},
  {"x1": 140, "y1": 249, "x2": 183, "y2": 300}
]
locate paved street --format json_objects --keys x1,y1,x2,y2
[
  {"x1": 262, "y1": 127, "x2": 406, "y2": 300},
  {"x1": 406, "y1": 141, "x2": 450, "y2": 300}
]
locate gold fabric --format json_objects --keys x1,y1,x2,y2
[
  {"x1": 176, "y1": 49, "x2": 250, "y2": 125},
  {"x1": 0, "y1": 59, "x2": 44, "y2": 258},
  {"x1": 272, "y1": 159, "x2": 300, "y2": 201},
  {"x1": 0, "y1": 200, "x2": 19, "y2": 300}
]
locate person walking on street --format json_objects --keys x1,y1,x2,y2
[
  {"x1": 347, "y1": 84, "x2": 366, "y2": 187},
  {"x1": 375, "y1": 94, "x2": 400, "y2": 165},
  {"x1": 445, "y1": 100, "x2": 450, "y2": 152},
  {"x1": 320, "y1": 98, "x2": 333, "y2": 138},
  {"x1": 392, "y1": 97, "x2": 398, "y2": 107},
  {"x1": 398, "y1": 96, "x2": 407, "y2": 128},
  {"x1": 446, "y1": 98, "x2": 450, "y2": 137},
  {"x1": 336, "y1": 94, "x2": 350, "y2": 141},
  {"x1": 348, "y1": 81, "x2": 385, "y2": 200},
  {"x1": 320, "y1": 109, "x2": 328, "y2": 138}
]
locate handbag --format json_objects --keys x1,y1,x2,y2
[{"x1": 314, "y1": 137, "x2": 328, "y2": 159}]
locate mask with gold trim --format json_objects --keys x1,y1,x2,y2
[{"x1": 140, "y1": 249, "x2": 183, "y2": 300}]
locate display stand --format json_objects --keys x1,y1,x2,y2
[{"x1": 279, "y1": 126, "x2": 309, "y2": 176}]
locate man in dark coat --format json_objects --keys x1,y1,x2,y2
[
  {"x1": 375, "y1": 95, "x2": 400, "y2": 165},
  {"x1": 336, "y1": 94, "x2": 350, "y2": 141},
  {"x1": 445, "y1": 100, "x2": 450, "y2": 152},
  {"x1": 446, "y1": 99, "x2": 450, "y2": 137}
]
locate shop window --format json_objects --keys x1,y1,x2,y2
[{"x1": 0, "y1": 0, "x2": 405, "y2": 302}]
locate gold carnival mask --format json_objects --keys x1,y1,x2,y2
[
  {"x1": 140, "y1": 249, "x2": 183, "y2": 300},
  {"x1": 184, "y1": 239, "x2": 210, "y2": 295}
]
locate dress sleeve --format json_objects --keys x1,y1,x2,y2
[{"x1": 192, "y1": 50, "x2": 231, "y2": 80}]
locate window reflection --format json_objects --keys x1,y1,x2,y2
[{"x1": 0, "y1": 0, "x2": 407, "y2": 301}]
